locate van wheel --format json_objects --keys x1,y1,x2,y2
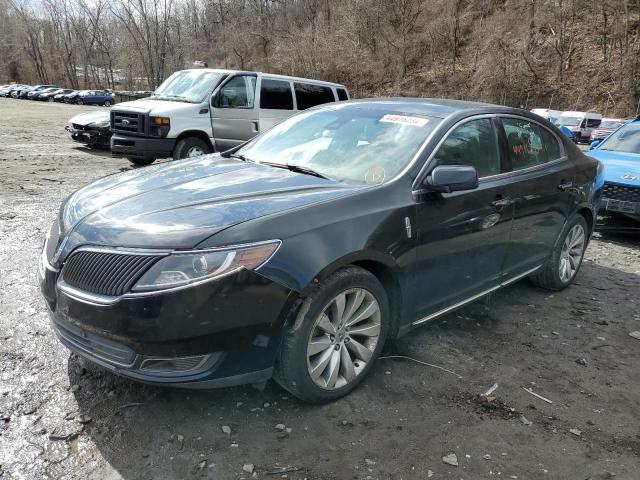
[
  {"x1": 173, "y1": 137, "x2": 211, "y2": 160},
  {"x1": 274, "y1": 266, "x2": 389, "y2": 404},
  {"x1": 530, "y1": 215, "x2": 588, "y2": 291},
  {"x1": 128, "y1": 157, "x2": 155, "y2": 167}
]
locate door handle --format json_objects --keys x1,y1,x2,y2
[
  {"x1": 491, "y1": 196, "x2": 513, "y2": 209},
  {"x1": 252, "y1": 121, "x2": 259, "y2": 133},
  {"x1": 557, "y1": 182, "x2": 573, "y2": 191}
]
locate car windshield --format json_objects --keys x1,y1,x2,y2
[
  {"x1": 238, "y1": 103, "x2": 441, "y2": 184},
  {"x1": 599, "y1": 122, "x2": 640, "y2": 154},
  {"x1": 557, "y1": 116, "x2": 581, "y2": 127},
  {"x1": 152, "y1": 70, "x2": 222, "y2": 103}
]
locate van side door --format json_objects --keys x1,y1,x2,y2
[
  {"x1": 210, "y1": 74, "x2": 258, "y2": 151},
  {"x1": 258, "y1": 78, "x2": 295, "y2": 133}
]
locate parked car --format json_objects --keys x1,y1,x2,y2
[
  {"x1": 20, "y1": 84, "x2": 56, "y2": 99},
  {"x1": 555, "y1": 111, "x2": 602, "y2": 143},
  {"x1": 41, "y1": 88, "x2": 74, "y2": 102},
  {"x1": 65, "y1": 110, "x2": 112, "y2": 148},
  {"x1": 39, "y1": 99, "x2": 601, "y2": 403},
  {"x1": 29, "y1": 87, "x2": 60, "y2": 100},
  {"x1": 110, "y1": 68, "x2": 350, "y2": 166},
  {"x1": 54, "y1": 90, "x2": 76, "y2": 102},
  {"x1": 63, "y1": 90, "x2": 84, "y2": 103},
  {"x1": 587, "y1": 118, "x2": 640, "y2": 228},
  {"x1": 74, "y1": 89, "x2": 115, "y2": 106},
  {"x1": 589, "y1": 118, "x2": 624, "y2": 143},
  {"x1": 11, "y1": 85, "x2": 33, "y2": 98},
  {"x1": 0, "y1": 84, "x2": 27, "y2": 97}
]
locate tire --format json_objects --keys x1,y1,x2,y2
[
  {"x1": 530, "y1": 215, "x2": 588, "y2": 291},
  {"x1": 173, "y1": 137, "x2": 211, "y2": 160},
  {"x1": 274, "y1": 266, "x2": 390, "y2": 403},
  {"x1": 104, "y1": 100, "x2": 111, "y2": 107},
  {"x1": 128, "y1": 157, "x2": 155, "y2": 167},
  {"x1": 48, "y1": 97, "x2": 54, "y2": 102},
  {"x1": 76, "y1": 98, "x2": 83, "y2": 105}
]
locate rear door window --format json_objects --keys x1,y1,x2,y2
[
  {"x1": 501, "y1": 117, "x2": 560, "y2": 170},
  {"x1": 294, "y1": 83, "x2": 335, "y2": 110},
  {"x1": 260, "y1": 79, "x2": 293, "y2": 110}
]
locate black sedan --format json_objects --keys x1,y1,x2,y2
[
  {"x1": 41, "y1": 88, "x2": 75, "y2": 102},
  {"x1": 39, "y1": 100, "x2": 601, "y2": 403}
]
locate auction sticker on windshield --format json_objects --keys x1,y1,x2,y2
[{"x1": 380, "y1": 114, "x2": 429, "y2": 127}]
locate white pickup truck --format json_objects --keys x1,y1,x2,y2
[{"x1": 110, "y1": 69, "x2": 350, "y2": 166}]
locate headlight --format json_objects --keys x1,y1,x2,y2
[{"x1": 131, "y1": 240, "x2": 280, "y2": 292}]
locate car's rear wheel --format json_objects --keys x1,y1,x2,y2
[
  {"x1": 76, "y1": 98, "x2": 83, "y2": 105},
  {"x1": 275, "y1": 266, "x2": 389, "y2": 403},
  {"x1": 48, "y1": 97, "x2": 54, "y2": 102},
  {"x1": 173, "y1": 137, "x2": 211, "y2": 160},
  {"x1": 530, "y1": 215, "x2": 588, "y2": 290},
  {"x1": 128, "y1": 157, "x2": 155, "y2": 167},
  {"x1": 104, "y1": 100, "x2": 111, "y2": 107}
]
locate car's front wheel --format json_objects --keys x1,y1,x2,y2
[
  {"x1": 531, "y1": 215, "x2": 588, "y2": 290},
  {"x1": 76, "y1": 98, "x2": 83, "y2": 105},
  {"x1": 128, "y1": 157, "x2": 155, "y2": 167},
  {"x1": 275, "y1": 266, "x2": 389, "y2": 403}
]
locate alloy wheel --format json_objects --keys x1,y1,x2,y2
[
  {"x1": 306, "y1": 288, "x2": 381, "y2": 390},
  {"x1": 186, "y1": 146, "x2": 205, "y2": 157},
  {"x1": 559, "y1": 223, "x2": 585, "y2": 283}
]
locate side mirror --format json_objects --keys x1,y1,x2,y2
[
  {"x1": 211, "y1": 92, "x2": 219, "y2": 108},
  {"x1": 422, "y1": 165, "x2": 478, "y2": 194},
  {"x1": 589, "y1": 140, "x2": 601, "y2": 150}
]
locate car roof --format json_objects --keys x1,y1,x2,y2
[
  {"x1": 177, "y1": 68, "x2": 347, "y2": 88},
  {"x1": 334, "y1": 98, "x2": 535, "y2": 120}
]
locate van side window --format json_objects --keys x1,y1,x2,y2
[
  {"x1": 260, "y1": 79, "x2": 293, "y2": 110},
  {"x1": 432, "y1": 118, "x2": 501, "y2": 178},
  {"x1": 502, "y1": 118, "x2": 553, "y2": 170},
  {"x1": 586, "y1": 118, "x2": 601, "y2": 128},
  {"x1": 294, "y1": 83, "x2": 335, "y2": 110},
  {"x1": 336, "y1": 88, "x2": 349, "y2": 101},
  {"x1": 217, "y1": 75, "x2": 256, "y2": 108}
]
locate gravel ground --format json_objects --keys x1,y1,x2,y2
[{"x1": 0, "y1": 99, "x2": 639, "y2": 480}]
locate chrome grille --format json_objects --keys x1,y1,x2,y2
[
  {"x1": 62, "y1": 250, "x2": 162, "y2": 297},
  {"x1": 110, "y1": 110, "x2": 145, "y2": 135},
  {"x1": 602, "y1": 183, "x2": 640, "y2": 203}
]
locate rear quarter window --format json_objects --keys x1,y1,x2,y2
[
  {"x1": 294, "y1": 83, "x2": 336, "y2": 110},
  {"x1": 336, "y1": 88, "x2": 349, "y2": 101}
]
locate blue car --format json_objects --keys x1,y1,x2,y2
[
  {"x1": 74, "y1": 89, "x2": 115, "y2": 107},
  {"x1": 586, "y1": 118, "x2": 640, "y2": 228}
]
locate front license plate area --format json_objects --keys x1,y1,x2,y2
[{"x1": 605, "y1": 199, "x2": 637, "y2": 214}]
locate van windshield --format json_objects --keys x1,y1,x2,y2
[
  {"x1": 152, "y1": 70, "x2": 222, "y2": 103},
  {"x1": 556, "y1": 116, "x2": 581, "y2": 127}
]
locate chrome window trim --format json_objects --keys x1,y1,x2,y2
[{"x1": 56, "y1": 239, "x2": 282, "y2": 306}]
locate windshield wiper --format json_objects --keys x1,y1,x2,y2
[
  {"x1": 226, "y1": 153, "x2": 251, "y2": 162},
  {"x1": 261, "y1": 162, "x2": 329, "y2": 180}
]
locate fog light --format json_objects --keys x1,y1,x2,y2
[{"x1": 140, "y1": 355, "x2": 211, "y2": 374}]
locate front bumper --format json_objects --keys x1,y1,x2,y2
[
  {"x1": 111, "y1": 134, "x2": 175, "y2": 160},
  {"x1": 40, "y1": 262, "x2": 294, "y2": 388},
  {"x1": 65, "y1": 125, "x2": 111, "y2": 148}
]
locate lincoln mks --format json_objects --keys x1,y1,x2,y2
[{"x1": 39, "y1": 99, "x2": 602, "y2": 403}]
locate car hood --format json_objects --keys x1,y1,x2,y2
[
  {"x1": 586, "y1": 149, "x2": 640, "y2": 186},
  {"x1": 53, "y1": 155, "x2": 364, "y2": 264},
  {"x1": 113, "y1": 98, "x2": 198, "y2": 116},
  {"x1": 68, "y1": 110, "x2": 110, "y2": 126}
]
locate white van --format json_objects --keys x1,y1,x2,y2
[
  {"x1": 555, "y1": 111, "x2": 602, "y2": 143},
  {"x1": 110, "y1": 69, "x2": 350, "y2": 165},
  {"x1": 530, "y1": 108, "x2": 562, "y2": 123}
]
